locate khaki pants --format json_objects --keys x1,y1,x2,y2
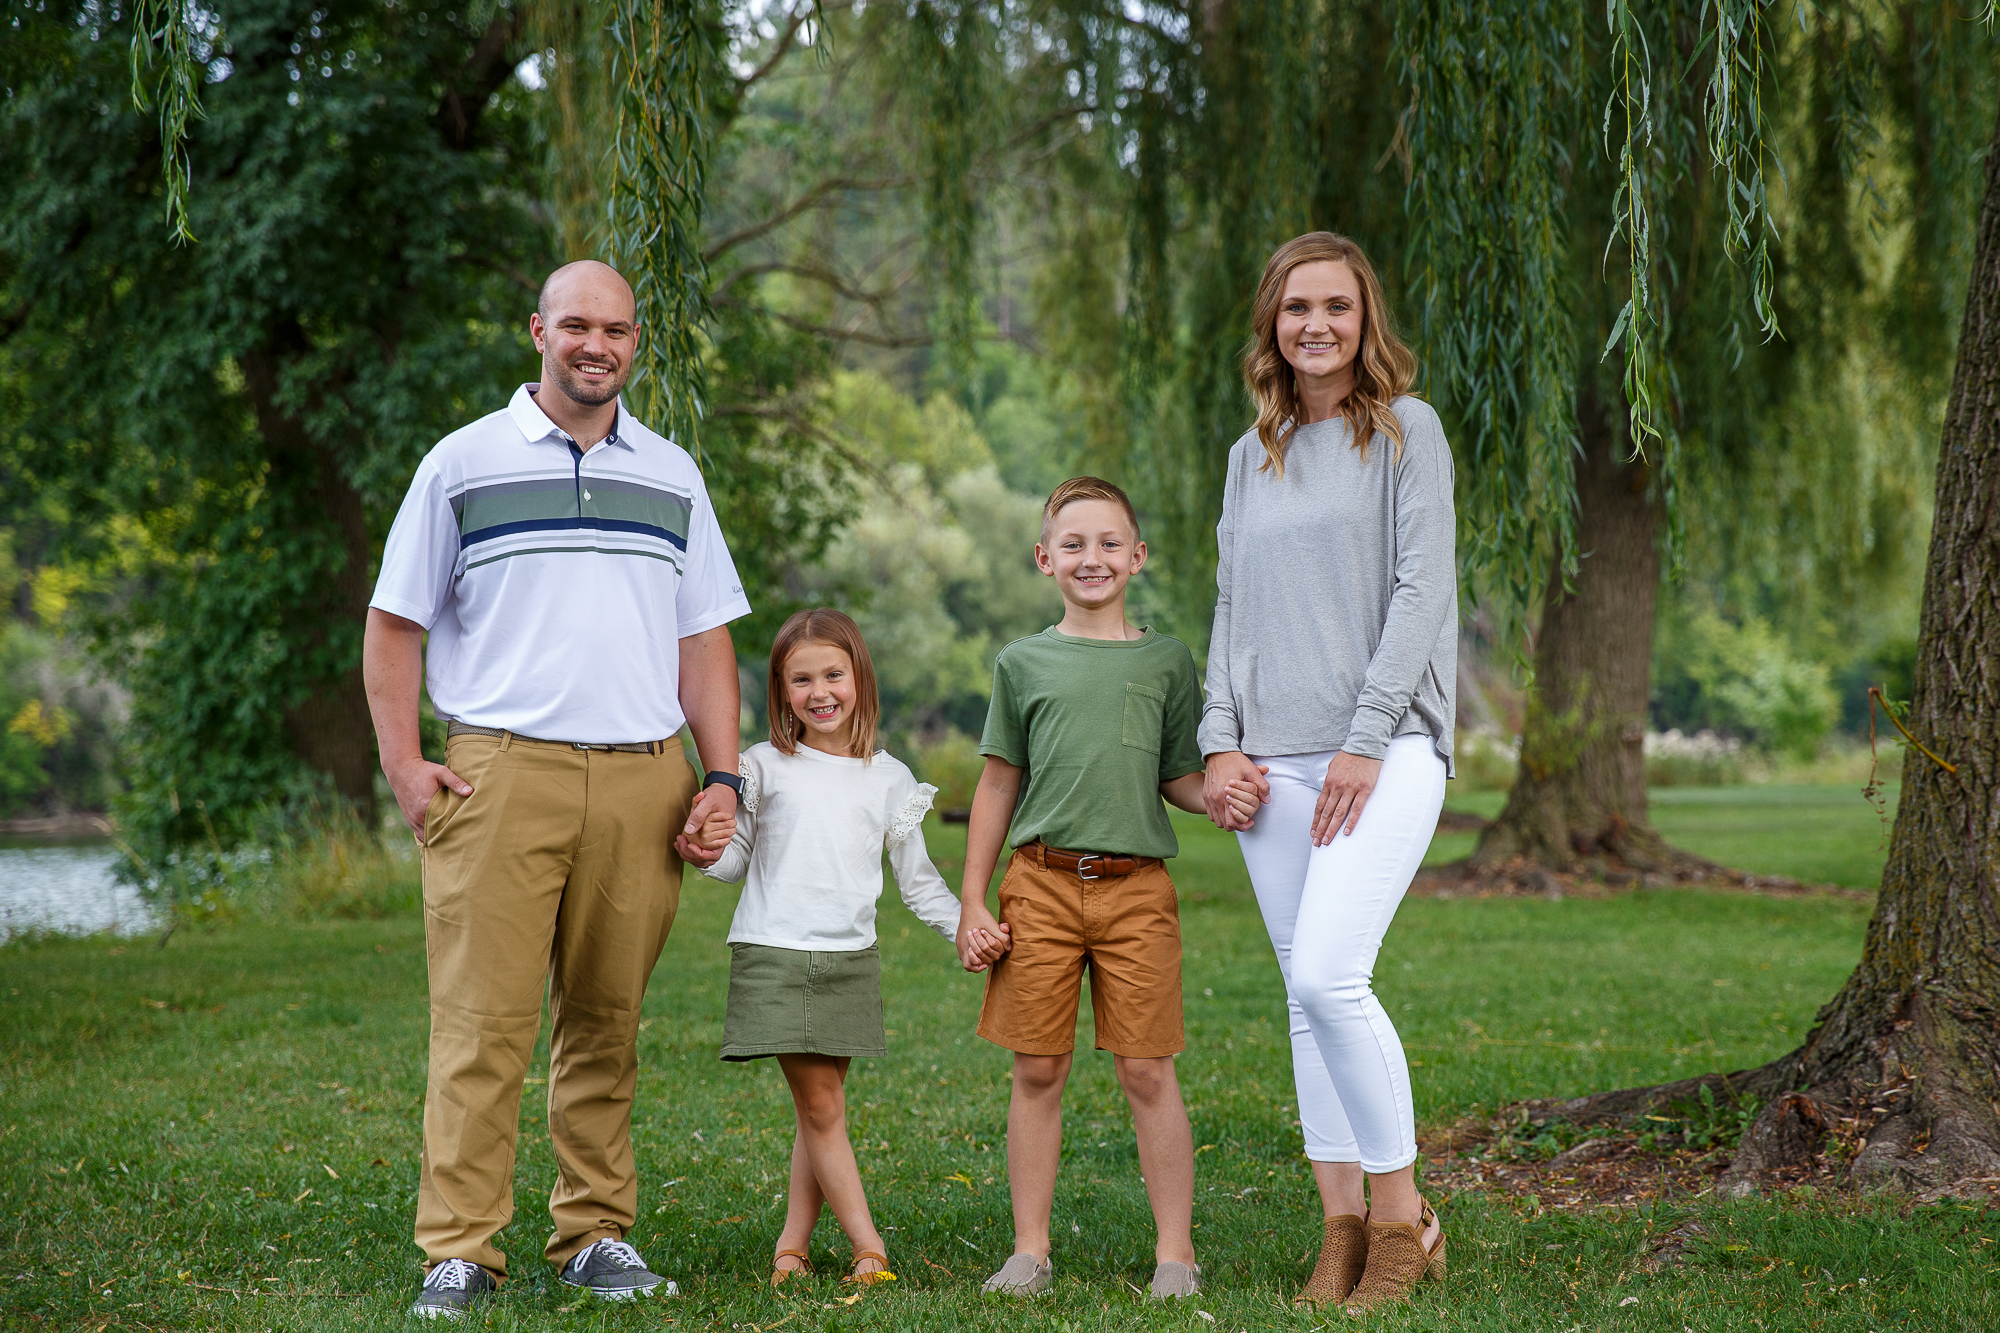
[{"x1": 414, "y1": 731, "x2": 698, "y2": 1277}]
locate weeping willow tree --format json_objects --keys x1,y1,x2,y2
[{"x1": 879, "y1": 0, "x2": 2000, "y2": 1192}]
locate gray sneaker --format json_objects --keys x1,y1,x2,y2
[
  {"x1": 1149, "y1": 1260, "x2": 1202, "y2": 1300},
  {"x1": 981, "y1": 1252, "x2": 1054, "y2": 1296},
  {"x1": 559, "y1": 1238, "x2": 676, "y2": 1300},
  {"x1": 410, "y1": 1258, "x2": 496, "y2": 1320}
]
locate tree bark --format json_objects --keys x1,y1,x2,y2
[
  {"x1": 241, "y1": 340, "x2": 380, "y2": 825},
  {"x1": 1465, "y1": 382, "x2": 1696, "y2": 882},
  {"x1": 1760, "y1": 95, "x2": 2000, "y2": 1193},
  {"x1": 1520, "y1": 103, "x2": 2000, "y2": 1198}
]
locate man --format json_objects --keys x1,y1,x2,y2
[{"x1": 363, "y1": 260, "x2": 748, "y2": 1320}]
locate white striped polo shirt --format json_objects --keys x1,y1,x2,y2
[{"x1": 370, "y1": 384, "x2": 751, "y2": 744}]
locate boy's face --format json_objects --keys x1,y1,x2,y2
[{"x1": 1035, "y1": 498, "x2": 1146, "y2": 613}]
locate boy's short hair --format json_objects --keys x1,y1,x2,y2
[{"x1": 1041, "y1": 476, "x2": 1141, "y2": 545}]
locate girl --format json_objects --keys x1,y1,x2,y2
[
  {"x1": 702, "y1": 608, "x2": 963, "y2": 1287},
  {"x1": 1200, "y1": 233, "x2": 1457, "y2": 1315}
]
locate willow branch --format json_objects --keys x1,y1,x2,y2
[{"x1": 703, "y1": 175, "x2": 915, "y2": 262}]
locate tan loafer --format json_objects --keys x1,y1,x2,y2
[
  {"x1": 1343, "y1": 1201, "x2": 1445, "y2": 1315},
  {"x1": 1296, "y1": 1213, "x2": 1368, "y2": 1307}
]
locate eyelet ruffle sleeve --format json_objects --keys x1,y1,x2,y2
[
  {"x1": 737, "y1": 755, "x2": 759, "y2": 816},
  {"x1": 885, "y1": 782, "x2": 938, "y2": 849}
]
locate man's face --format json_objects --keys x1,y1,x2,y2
[{"x1": 529, "y1": 271, "x2": 638, "y2": 409}]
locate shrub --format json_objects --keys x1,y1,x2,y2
[
  {"x1": 1454, "y1": 729, "x2": 1520, "y2": 792},
  {"x1": 1645, "y1": 729, "x2": 1746, "y2": 786},
  {"x1": 904, "y1": 729, "x2": 985, "y2": 813}
]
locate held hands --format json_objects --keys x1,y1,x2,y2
[
  {"x1": 387, "y1": 756, "x2": 473, "y2": 845},
  {"x1": 1203, "y1": 751, "x2": 1270, "y2": 831},
  {"x1": 956, "y1": 904, "x2": 1012, "y2": 973},
  {"x1": 675, "y1": 784, "x2": 736, "y2": 865},
  {"x1": 1312, "y1": 751, "x2": 1383, "y2": 845}
]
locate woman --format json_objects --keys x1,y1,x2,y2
[{"x1": 1200, "y1": 232, "x2": 1456, "y2": 1315}]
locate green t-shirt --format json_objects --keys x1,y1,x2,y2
[{"x1": 979, "y1": 626, "x2": 1205, "y2": 859}]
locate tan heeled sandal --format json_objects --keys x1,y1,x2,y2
[
  {"x1": 769, "y1": 1249, "x2": 814, "y2": 1288},
  {"x1": 1295, "y1": 1212, "x2": 1368, "y2": 1307},
  {"x1": 1342, "y1": 1200, "x2": 1446, "y2": 1315},
  {"x1": 844, "y1": 1251, "x2": 896, "y2": 1286}
]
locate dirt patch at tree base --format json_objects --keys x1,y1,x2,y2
[
  {"x1": 1419, "y1": 1100, "x2": 2000, "y2": 1214},
  {"x1": 1411, "y1": 855, "x2": 1872, "y2": 902}
]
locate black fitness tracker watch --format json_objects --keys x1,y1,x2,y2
[{"x1": 704, "y1": 770, "x2": 745, "y2": 801}]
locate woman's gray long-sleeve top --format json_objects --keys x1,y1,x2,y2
[{"x1": 1198, "y1": 395, "x2": 1458, "y2": 776}]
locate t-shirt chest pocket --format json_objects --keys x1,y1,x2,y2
[{"x1": 1122, "y1": 682, "x2": 1166, "y2": 753}]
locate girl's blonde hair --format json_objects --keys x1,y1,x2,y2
[
  {"x1": 768, "y1": 608, "x2": 880, "y2": 760},
  {"x1": 1243, "y1": 232, "x2": 1419, "y2": 476}
]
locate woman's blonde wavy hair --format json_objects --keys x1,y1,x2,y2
[{"x1": 1244, "y1": 232, "x2": 1418, "y2": 476}]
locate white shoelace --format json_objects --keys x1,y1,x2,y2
[
  {"x1": 587, "y1": 1239, "x2": 647, "y2": 1271},
  {"x1": 426, "y1": 1259, "x2": 481, "y2": 1291}
]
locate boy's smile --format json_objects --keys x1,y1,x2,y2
[{"x1": 1037, "y1": 498, "x2": 1146, "y2": 619}]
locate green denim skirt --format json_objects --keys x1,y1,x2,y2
[{"x1": 720, "y1": 942, "x2": 887, "y2": 1061}]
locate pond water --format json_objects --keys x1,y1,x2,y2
[{"x1": 0, "y1": 838, "x2": 158, "y2": 939}]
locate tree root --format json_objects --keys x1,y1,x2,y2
[{"x1": 1465, "y1": 1034, "x2": 2000, "y2": 1203}]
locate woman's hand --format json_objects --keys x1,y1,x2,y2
[
  {"x1": 1204, "y1": 751, "x2": 1271, "y2": 830},
  {"x1": 1312, "y1": 751, "x2": 1382, "y2": 845}
]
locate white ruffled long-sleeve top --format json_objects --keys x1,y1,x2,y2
[{"x1": 701, "y1": 741, "x2": 960, "y2": 951}]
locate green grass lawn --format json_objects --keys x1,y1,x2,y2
[
  {"x1": 3, "y1": 798, "x2": 1990, "y2": 1332},
  {"x1": 1426, "y1": 784, "x2": 1899, "y2": 888}
]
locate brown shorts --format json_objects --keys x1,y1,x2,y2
[{"x1": 976, "y1": 844, "x2": 1186, "y2": 1058}]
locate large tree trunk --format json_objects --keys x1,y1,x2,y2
[
  {"x1": 242, "y1": 341, "x2": 381, "y2": 826},
  {"x1": 1519, "y1": 104, "x2": 2000, "y2": 1197},
  {"x1": 1465, "y1": 383, "x2": 1699, "y2": 882}
]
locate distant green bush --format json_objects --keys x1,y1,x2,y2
[
  {"x1": 0, "y1": 621, "x2": 126, "y2": 817},
  {"x1": 1654, "y1": 612, "x2": 1839, "y2": 761},
  {"x1": 1453, "y1": 730, "x2": 1520, "y2": 792},
  {"x1": 904, "y1": 729, "x2": 985, "y2": 813}
]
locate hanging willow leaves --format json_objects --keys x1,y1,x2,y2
[
  {"x1": 1399, "y1": 0, "x2": 1585, "y2": 632},
  {"x1": 127, "y1": 0, "x2": 205, "y2": 242},
  {"x1": 606, "y1": 0, "x2": 720, "y2": 451}
]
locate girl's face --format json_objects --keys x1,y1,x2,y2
[
  {"x1": 784, "y1": 641, "x2": 858, "y2": 754},
  {"x1": 1275, "y1": 260, "x2": 1365, "y2": 390}
]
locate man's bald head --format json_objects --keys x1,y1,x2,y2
[
  {"x1": 537, "y1": 260, "x2": 638, "y2": 325},
  {"x1": 530, "y1": 261, "x2": 640, "y2": 412}
]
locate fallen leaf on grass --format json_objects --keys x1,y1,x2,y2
[
  {"x1": 322, "y1": 1164, "x2": 339, "y2": 1180},
  {"x1": 292, "y1": 1188, "x2": 313, "y2": 1203},
  {"x1": 836, "y1": 1293, "x2": 864, "y2": 1306},
  {"x1": 1620, "y1": 1296, "x2": 1639, "y2": 1307}
]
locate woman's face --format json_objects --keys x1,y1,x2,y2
[
  {"x1": 783, "y1": 641, "x2": 858, "y2": 753},
  {"x1": 1274, "y1": 260, "x2": 1365, "y2": 391}
]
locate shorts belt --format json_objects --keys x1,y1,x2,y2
[
  {"x1": 445, "y1": 720, "x2": 669, "y2": 755},
  {"x1": 1025, "y1": 841, "x2": 1160, "y2": 881}
]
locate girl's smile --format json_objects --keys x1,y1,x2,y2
[{"x1": 785, "y1": 641, "x2": 859, "y2": 754}]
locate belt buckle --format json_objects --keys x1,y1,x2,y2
[
  {"x1": 1075, "y1": 853, "x2": 1101, "y2": 881},
  {"x1": 572, "y1": 741, "x2": 612, "y2": 752}
]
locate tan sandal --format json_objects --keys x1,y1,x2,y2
[
  {"x1": 770, "y1": 1249, "x2": 814, "y2": 1288},
  {"x1": 1343, "y1": 1201, "x2": 1445, "y2": 1315},
  {"x1": 844, "y1": 1251, "x2": 896, "y2": 1286},
  {"x1": 1295, "y1": 1212, "x2": 1368, "y2": 1307}
]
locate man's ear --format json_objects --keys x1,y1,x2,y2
[
  {"x1": 1033, "y1": 542, "x2": 1055, "y2": 575},
  {"x1": 528, "y1": 312, "x2": 547, "y2": 353}
]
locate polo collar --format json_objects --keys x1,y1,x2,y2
[{"x1": 508, "y1": 383, "x2": 636, "y2": 452}]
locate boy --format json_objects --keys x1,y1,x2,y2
[{"x1": 956, "y1": 476, "x2": 1210, "y2": 1300}]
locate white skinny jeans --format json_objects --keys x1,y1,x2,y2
[{"x1": 1236, "y1": 735, "x2": 1446, "y2": 1172}]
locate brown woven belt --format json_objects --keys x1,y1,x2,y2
[
  {"x1": 1028, "y1": 841, "x2": 1160, "y2": 880},
  {"x1": 446, "y1": 720, "x2": 669, "y2": 755}
]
